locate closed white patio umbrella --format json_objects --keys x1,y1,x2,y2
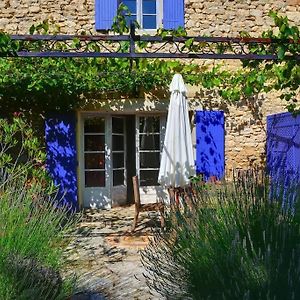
[{"x1": 158, "y1": 74, "x2": 195, "y2": 188}]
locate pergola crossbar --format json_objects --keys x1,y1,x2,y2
[
  {"x1": 10, "y1": 34, "x2": 298, "y2": 44},
  {"x1": 3, "y1": 26, "x2": 300, "y2": 60}
]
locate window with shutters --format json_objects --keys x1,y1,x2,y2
[
  {"x1": 121, "y1": 0, "x2": 163, "y2": 29},
  {"x1": 95, "y1": 0, "x2": 184, "y2": 31}
]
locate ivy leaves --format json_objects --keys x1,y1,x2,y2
[
  {"x1": 211, "y1": 11, "x2": 300, "y2": 111},
  {"x1": 0, "y1": 55, "x2": 202, "y2": 113},
  {"x1": 0, "y1": 9, "x2": 299, "y2": 114},
  {"x1": 0, "y1": 32, "x2": 18, "y2": 57},
  {"x1": 264, "y1": 11, "x2": 300, "y2": 112}
]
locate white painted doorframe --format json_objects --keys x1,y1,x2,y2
[
  {"x1": 78, "y1": 113, "x2": 112, "y2": 209},
  {"x1": 78, "y1": 113, "x2": 128, "y2": 209}
]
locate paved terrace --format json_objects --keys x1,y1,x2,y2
[{"x1": 63, "y1": 206, "x2": 162, "y2": 300}]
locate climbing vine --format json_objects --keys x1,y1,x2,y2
[
  {"x1": 211, "y1": 11, "x2": 300, "y2": 112},
  {"x1": 0, "y1": 8, "x2": 299, "y2": 114}
]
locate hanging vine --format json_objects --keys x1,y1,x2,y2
[{"x1": 0, "y1": 7, "x2": 299, "y2": 114}]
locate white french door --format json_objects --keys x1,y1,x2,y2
[
  {"x1": 79, "y1": 113, "x2": 167, "y2": 208},
  {"x1": 111, "y1": 116, "x2": 127, "y2": 205},
  {"x1": 136, "y1": 115, "x2": 168, "y2": 203},
  {"x1": 81, "y1": 115, "x2": 110, "y2": 208},
  {"x1": 80, "y1": 114, "x2": 127, "y2": 209}
]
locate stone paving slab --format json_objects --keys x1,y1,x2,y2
[{"x1": 64, "y1": 206, "x2": 162, "y2": 300}]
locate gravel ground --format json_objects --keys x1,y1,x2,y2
[{"x1": 63, "y1": 206, "x2": 162, "y2": 300}]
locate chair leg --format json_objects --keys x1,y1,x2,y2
[
  {"x1": 132, "y1": 210, "x2": 139, "y2": 232},
  {"x1": 159, "y1": 207, "x2": 165, "y2": 228}
]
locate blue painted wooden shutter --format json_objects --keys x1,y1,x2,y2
[
  {"x1": 163, "y1": 0, "x2": 185, "y2": 29},
  {"x1": 45, "y1": 114, "x2": 79, "y2": 211},
  {"x1": 195, "y1": 111, "x2": 225, "y2": 180},
  {"x1": 267, "y1": 112, "x2": 300, "y2": 203},
  {"x1": 95, "y1": 0, "x2": 118, "y2": 30}
]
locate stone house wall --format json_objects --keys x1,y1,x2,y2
[
  {"x1": 0, "y1": 0, "x2": 299, "y2": 173},
  {"x1": 0, "y1": 0, "x2": 299, "y2": 35}
]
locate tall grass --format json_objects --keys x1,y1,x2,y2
[
  {"x1": 141, "y1": 171, "x2": 300, "y2": 299},
  {"x1": 0, "y1": 116, "x2": 80, "y2": 299}
]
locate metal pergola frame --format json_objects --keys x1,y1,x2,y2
[{"x1": 4, "y1": 25, "x2": 300, "y2": 60}]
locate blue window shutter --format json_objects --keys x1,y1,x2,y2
[
  {"x1": 267, "y1": 112, "x2": 300, "y2": 202},
  {"x1": 163, "y1": 0, "x2": 184, "y2": 29},
  {"x1": 195, "y1": 111, "x2": 225, "y2": 180},
  {"x1": 95, "y1": 0, "x2": 118, "y2": 30},
  {"x1": 45, "y1": 113, "x2": 79, "y2": 211}
]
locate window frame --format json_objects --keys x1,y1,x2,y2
[
  {"x1": 83, "y1": 116, "x2": 106, "y2": 188},
  {"x1": 122, "y1": 0, "x2": 163, "y2": 31}
]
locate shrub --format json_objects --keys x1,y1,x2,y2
[
  {"x1": 141, "y1": 171, "x2": 300, "y2": 300},
  {"x1": 0, "y1": 116, "x2": 79, "y2": 299}
]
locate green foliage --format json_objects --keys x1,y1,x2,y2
[
  {"x1": 220, "y1": 11, "x2": 300, "y2": 112},
  {"x1": 0, "y1": 9, "x2": 299, "y2": 114},
  {"x1": 0, "y1": 55, "x2": 207, "y2": 113},
  {"x1": 141, "y1": 171, "x2": 300, "y2": 299},
  {"x1": 0, "y1": 116, "x2": 79, "y2": 299},
  {"x1": 112, "y1": 3, "x2": 140, "y2": 34},
  {"x1": 0, "y1": 32, "x2": 18, "y2": 56},
  {"x1": 0, "y1": 116, "x2": 45, "y2": 170}
]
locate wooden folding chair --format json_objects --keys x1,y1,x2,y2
[{"x1": 131, "y1": 175, "x2": 165, "y2": 232}]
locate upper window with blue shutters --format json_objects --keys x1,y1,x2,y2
[
  {"x1": 95, "y1": 0, "x2": 184, "y2": 31},
  {"x1": 121, "y1": 0, "x2": 163, "y2": 30}
]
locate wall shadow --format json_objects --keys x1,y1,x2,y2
[
  {"x1": 195, "y1": 110, "x2": 225, "y2": 180},
  {"x1": 267, "y1": 112, "x2": 300, "y2": 207}
]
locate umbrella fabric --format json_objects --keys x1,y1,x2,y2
[{"x1": 158, "y1": 74, "x2": 195, "y2": 188}]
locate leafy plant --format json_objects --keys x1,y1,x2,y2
[
  {"x1": 0, "y1": 10, "x2": 298, "y2": 114},
  {"x1": 200, "y1": 11, "x2": 300, "y2": 112},
  {"x1": 0, "y1": 32, "x2": 19, "y2": 57},
  {"x1": 142, "y1": 170, "x2": 300, "y2": 299}
]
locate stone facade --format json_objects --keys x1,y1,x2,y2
[
  {"x1": 0, "y1": 0, "x2": 299, "y2": 172},
  {"x1": 188, "y1": 89, "x2": 287, "y2": 173},
  {"x1": 186, "y1": 0, "x2": 300, "y2": 37},
  {"x1": 0, "y1": 0, "x2": 299, "y2": 35}
]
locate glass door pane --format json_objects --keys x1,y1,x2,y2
[
  {"x1": 112, "y1": 117, "x2": 126, "y2": 186},
  {"x1": 84, "y1": 117, "x2": 106, "y2": 187},
  {"x1": 136, "y1": 114, "x2": 168, "y2": 204},
  {"x1": 138, "y1": 116, "x2": 161, "y2": 186},
  {"x1": 142, "y1": 0, "x2": 157, "y2": 29}
]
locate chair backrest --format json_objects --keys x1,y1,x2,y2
[{"x1": 132, "y1": 175, "x2": 141, "y2": 208}]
